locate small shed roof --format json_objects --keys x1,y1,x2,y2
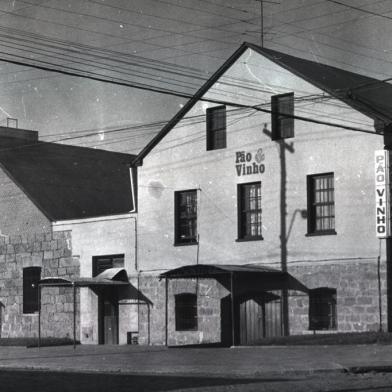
[
  {"x1": 160, "y1": 264, "x2": 308, "y2": 293},
  {"x1": 39, "y1": 268, "x2": 130, "y2": 287}
]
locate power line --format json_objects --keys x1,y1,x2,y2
[{"x1": 326, "y1": 0, "x2": 392, "y2": 21}]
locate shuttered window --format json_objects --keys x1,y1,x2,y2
[
  {"x1": 307, "y1": 173, "x2": 335, "y2": 235},
  {"x1": 175, "y1": 293, "x2": 198, "y2": 331},
  {"x1": 92, "y1": 254, "x2": 124, "y2": 277},
  {"x1": 309, "y1": 288, "x2": 337, "y2": 330},
  {"x1": 238, "y1": 182, "x2": 262, "y2": 240},
  {"x1": 175, "y1": 190, "x2": 197, "y2": 245},
  {"x1": 206, "y1": 105, "x2": 227, "y2": 150},
  {"x1": 271, "y1": 93, "x2": 294, "y2": 140},
  {"x1": 23, "y1": 267, "x2": 41, "y2": 314}
]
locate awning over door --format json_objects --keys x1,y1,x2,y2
[
  {"x1": 39, "y1": 267, "x2": 130, "y2": 288},
  {"x1": 160, "y1": 264, "x2": 308, "y2": 293}
]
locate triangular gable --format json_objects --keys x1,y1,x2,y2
[{"x1": 133, "y1": 42, "x2": 391, "y2": 165}]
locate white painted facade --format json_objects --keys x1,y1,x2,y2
[
  {"x1": 53, "y1": 213, "x2": 137, "y2": 344},
  {"x1": 134, "y1": 47, "x2": 388, "y2": 343}
]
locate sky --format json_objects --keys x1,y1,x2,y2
[{"x1": 0, "y1": 0, "x2": 391, "y2": 154}]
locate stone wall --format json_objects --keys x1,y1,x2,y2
[
  {"x1": 0, "y1": 230, "x2": 80, "y2": 339},
  {"x1": 288, "y1": 259, "x2": 388, "y2": 335},
  {"x1": 139, "y1": 275, "x2": 229, "y2": 346},
  {"x1": 138, "y1": 259, "x2": 388, "y2": 346}
]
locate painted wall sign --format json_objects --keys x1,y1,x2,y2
[
  {"x1": 235, "y1": 148, "x2": 265, "y2": 176},
  {"x1": 375, "y1": 150, "x2": 391, "y2": 237}
]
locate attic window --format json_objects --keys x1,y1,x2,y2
[
  {"x1": 271, "y1": 93, "x2": 294, "y2": 140},
  {"x1": 206, "y1": 106, "x2": 226, "y2": 150}
]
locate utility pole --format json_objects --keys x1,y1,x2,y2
[
  {"x1": 263, "y1": 126, "x2": 294, "y2": 336},
  {"x1": 255, "y1": 0, "x2": 264, "y2": 47},
  {"x1": 254, "y1": 0, "x2": 280, "y2": 48}
]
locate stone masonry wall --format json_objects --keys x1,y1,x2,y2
[
  {"x1": 288, "y1": 259, "x2": 388, "y2": 335},
  {"x1": 0, "y1": 230, "x2": 80, "y2": 339},
  {"x1": 139, "y1": 275, "x2": 228, "y2": 346}
]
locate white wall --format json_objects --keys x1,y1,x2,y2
[
  {"x1": 53, "y1": 214, "x2": 137, "y2": 344},
  {"x1": 137, "y1": 48, "x2": 385, "y2": 273}
]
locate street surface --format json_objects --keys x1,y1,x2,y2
[
  {"x1": 0, "y1": 345, "x2": 391, "y2": 391},
  {"x1": 1, "y1": 369, "x2": 392, "y2": 391}
]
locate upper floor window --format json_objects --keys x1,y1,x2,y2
[
  {"x1": 271, "y1": 93, "x2": 294, "y2": 140},
  {"x1": 309, "y1": 287, "x2": 337, "y2": 330},
  {"x1": 175, "y1": 190, "x2": 197, "y2": 245},
  {"x1": 92, "y1": 254, "x2": 124, "y2": 277},
  {"x1": 237, "y1": 182, "x2": 263, "y2": 241},
  {"x1": 175, "y1": 293, "x2": 198, "y2": 331},
  {"x1": 23, "y1": 266, "x2": 41, "y2": 314},
  {"x1": 206, "y1": 105, "x2": 226, "y2": 150},
  {"x1": 307, "y1": 173, "x2": 336, "y2": 235}
]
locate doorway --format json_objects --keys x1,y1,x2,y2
[
  {"x1": 239, "y1": 292, "x2": 282, "y2": 345},
  {"x1": 98, "y1": 292, "x2": 119, "y2": 344}
]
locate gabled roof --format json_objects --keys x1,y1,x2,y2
[
  {"x1": 0, "y1": 136, "x2": 135, "y2": 221},
  {"x1": 133, "y1": 42, "x2": 392, "y2": 165}
]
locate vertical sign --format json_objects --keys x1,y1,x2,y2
[{"x1": 375, "y1": 150, "x2": 390, "y2": 237}]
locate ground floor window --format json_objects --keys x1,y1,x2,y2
[
  {"x1": 175, "y1": 293, "x2": 198, "y2": 331},
  {"x1": 23, "y1": 266, "x2": 41, "y2": 314},
  {"x1": 309, "y1": 287, "x2": 337, "y2": 330},
  {"x1": 92, "y1": 254, "x2": 124, "y2": 277}
]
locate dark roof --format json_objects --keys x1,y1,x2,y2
[
  {"x1": 0, "y1": 137, "x2": 135, "y2": 221},
  {"x1": 134, "y1": 42, "x2": 392, "y2": 165},
  {"x1": 160, "y1": 263, "x2": 280, "y2": 278},
  {"x1": 160, "y1": 263, "x2": 308, "y2": 292},
  {"x1": 39, "y1": 268, "x2": 130, "y2": 287}
]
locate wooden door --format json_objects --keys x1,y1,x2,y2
[
  {"x1": 239, "y1": 297, "x2": 263, "y2": 345},
  {"x1": 239, "y1": 293, "x2": 282, "y2": 345},
  {"x1": 99, "y1": 294, "x2": 119, "y2": 345},
  {"x1": 103, "y1": 299, "x2": 118, "y2": 344},
  {"x1": 264, "y1": 294, "x2": 282, "y2": 338}
]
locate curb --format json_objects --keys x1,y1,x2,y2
[{"x1": 0, "y1": 364, "x2": 348, "y2": 378}]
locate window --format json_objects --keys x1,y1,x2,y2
[
  {"x1": 206, "y1": 105, "x2": 226, "y2": 150},
  {"x1": 175, "y1": 293, "x2": 198, "y2": 331},
  {"x1": 237, "y1": 182, "x2": 263, "y2": 240},
  {"x1": 175, "y1": 190, "x2": 197, "y2": 245},
  {"x1": 23, "y1": 267, "x2": 41, "y2": 314},
  {"x1": 309, "y1": 288, "x2": 337, "y2": 330},
  {"x1": 92, "y1": 254, "x2": 124, "y2": 277},
  {"x1": 307, "y1": 173, "x2": 335, "y2": 235},
  {"x1": 271, "y1": 93, "x2": 294, "y2": 140}
]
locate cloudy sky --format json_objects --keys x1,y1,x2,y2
[{"x1": 0, "y1": 0, "x2": 391, "y2": 153}]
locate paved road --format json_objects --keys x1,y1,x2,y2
[
  {"x1": 0, "y1": 344, "x2": 391, "y2": 375},
  {"x1": 0, "y1": 344, "x2": 391, "y2": 391},
  {"x1": 0, "y1": 369, "x2": 392, "y2": 392}
]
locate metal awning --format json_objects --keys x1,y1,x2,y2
[
  {"x1": 160, "y1": 263, "x2": 308, "y2": 293},
  {"x1": 37, "y1": 268, "x2": 130, "y2": 349},
  {"x1": 160, "y1": 264, "x2": 308, "y2": 347},
  {"x1": 39, "y1": 268, "x2": 130, "y2": 287}
]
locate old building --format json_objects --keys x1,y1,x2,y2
[
  {"x1": 132, "y1": 42, "x2": 392, "y2": 346},
  {"x1": 0, "y1": 126, "x2": 138, "y2": 344}
]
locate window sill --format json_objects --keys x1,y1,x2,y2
[
  {"x1": 306, "y1": 230, "x2": 337, "y2": 237},
  {"x1": 174, "y1": 242, "x2": 198, "y2": 247},
  {"x1": 236, "y1": 236, "x2": 264, "y2": 242},
  {"x1": 23, "y1": 312, "x2": 39, "y2": 316}
]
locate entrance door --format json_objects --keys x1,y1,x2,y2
[
  {"x1": 99, "y1": 294, "x2": 119, "y2": 344},
  {"x1": 239, "y1": 292, "x2": 282, "y2": 345}
]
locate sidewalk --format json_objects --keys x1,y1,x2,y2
[{"x1": 0, "y1": 344, "x2": 390, "y2": 377}]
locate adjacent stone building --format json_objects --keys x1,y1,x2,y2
[
  {"x1": 0, "y1": 126, "x2": 137, "y2": 344},
  {"x1": 132, "y1": 42, "x2": 392, "y2": 346}
]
